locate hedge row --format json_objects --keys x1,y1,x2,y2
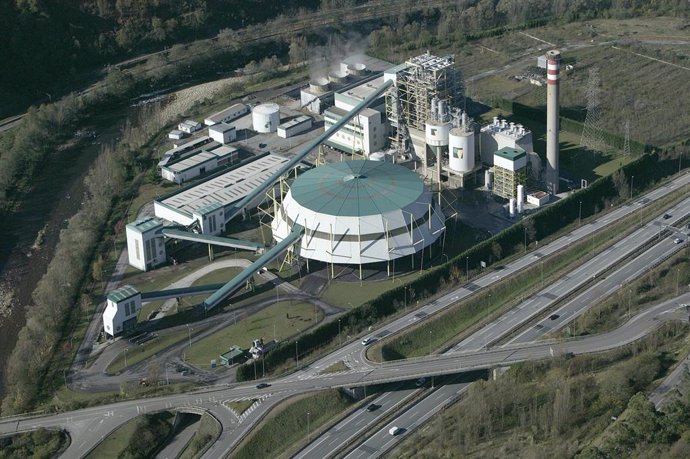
[{"x1": 236, "y1": 150, "x2": 683, "y2": 381}]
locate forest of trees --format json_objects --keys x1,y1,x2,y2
[{"x1": 2, "y1": 0, "x2": 689, "y2": 116}]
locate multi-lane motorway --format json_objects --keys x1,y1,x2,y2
[
  {"x1": 297, "y1": 183, "x2": 690, "y2": 457},
  {"x1": 2, "y1": 173, "x2": 690, "y2": 458}
]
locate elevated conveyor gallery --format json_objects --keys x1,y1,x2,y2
[
  {"x1": 202, "y1": 224, "x2": 305, "y2": 311},
  {"x1": 140, "y1": 283, "x2": 225, "y2": 303},
  {"x1": 160, "y1": 228, "x2": 264, "y2": 253},
  {"x1": 224, "y1": 79, "x2": 394, "y2": 222}
]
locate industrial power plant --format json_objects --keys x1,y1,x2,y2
[{"x1": 105, "y1": 49, "x2": 565, "y2": 336}]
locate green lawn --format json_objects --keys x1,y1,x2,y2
[
  {"x1": 227, "y1": 399, "x2": 256, "y2": 415},
  {"x1": 85, "y1": 416, "x2": 140, "y2": 459},
  {"x1": 184, "y1": 301, "x2": 323, "y2": 368},
  {"x1": 233, "y1": 390, "x2": 355, "y2": 459},
  {"x1": 320, "y1": 361, "x2": 350, "y2": 374}
]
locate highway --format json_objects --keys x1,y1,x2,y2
[
  {"x1": 300, "y1": 193, "x2": 690, "y2": 457},
  {"x1": 2, "y1": 174, "x2": 689, "y2": 457},
  {"x1": 1, "y1": 292, "x2": 688, "y2": 458}
]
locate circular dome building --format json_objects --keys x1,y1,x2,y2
[{"x1": 271, "y1": 160, "x2": 445, "y2": 270}]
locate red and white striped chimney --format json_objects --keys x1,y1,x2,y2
[{"x1": 546, "y1": 50, "x2": 561, "y2": 195}]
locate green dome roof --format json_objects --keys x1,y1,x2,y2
[{"x1": 289, "y1": 160, "x2": 425, "y2": 217}]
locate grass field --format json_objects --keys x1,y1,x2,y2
[
  {"x1": 85, "y1": 416, "x2": 140, "y2": 459},
  {"x1": 184, "y1": 301, "x2": 323, "y2": 368},
  {"x1": 228, "y1": 399, "x2": 256, "y2": 415},
  {"x1": 233, "y1": 390, "x2": 355, "y2": 459}
]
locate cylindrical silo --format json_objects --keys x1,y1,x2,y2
[
  {"x1": 517, "y1": 184, "x2": 525, "y2": 213},
  {"x1": 449, "y1": 128, "x2": 475, "y2": 173},
  {"x1": 485, "y1": 170, "x2": 493, "y2": 190},
  {"x1": 252, "y1": 103, "x2": 280, "y2": 133},
  {"x1": 425, "y1": 121, "x2": 450, "y2": 147},
  {"x1": 509, "y1": 198, "x2": 516, "y2": 217}
]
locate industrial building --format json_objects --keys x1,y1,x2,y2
[
  {"x1": 271, "y1": 160, "x2": 445, "y2": 277},
  {"x1": 209, "y1": 123, "x2": 236, "y2": 144},
  {"x1": 126, "y1": 218, "x2": 167, "y2": 271},
  {"x1": 479, "y1": 118, "x2": 533, "y2": 166},
  {"x1": 178, "y1": 120, "x2": 203, "y2": 134},
  {"x1": 277, "y1": 116, "x2": 313, "y2": 139},
  {"x1": 103, "y1": 285, "x2": 142, "y2": 337},
  {"x1": 204, "y1": 103, "x2": 249, "y2": 126},
  {"x1": 158, "y1": 136, "x2": 215, "y2": 168},
  {"x1": 160, "y1": 145, "x2": 238, "y2": 184},
  {"x1": 492, "y1": 147, "x2": 528, "y2": 200},
  {"x1": 323, "y1": 76, "x2": 389, "y2": 157}
]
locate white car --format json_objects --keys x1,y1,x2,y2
[
  {"x1": 389, "y1": 426, "x2": 402, "y2": 436},
  {"x1": 674, "y1": 238, "x2": 683, "y2": 244},
  {"x1": 361, "y1": 337, "x2": 375, "y2": 346}
]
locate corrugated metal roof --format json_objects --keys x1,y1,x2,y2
[
  {"x1": 289, "y1": 160, "x2": 424, "y2": 217},
  {"x1": 106, "y1": 285, "x2": 139, "y2": 303}
]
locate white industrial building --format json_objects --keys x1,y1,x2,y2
[
  {"x1": 168, "y1": 130, "x2": 186, "y2": 140},
  {"x1": 126, "y1": 217, "x2": 166, "y2": 271},
  {"x1": 103, "y1": 285, "x2": 143, "y2": 337},
  {"x1": 209, "y1": 123, "x2": 237, "y2": 144},
  {"x1": 252, "y1": 103, "x2": 281, "y2": 133},
  {"x1": 158, "y1": 136, "x2": 215, "y2": 168},
  {"x1": 178, "y1": 120, "x2": 203, "y2": 134},
  {"x1": 160, "y1": 146, "x2": 238, "y2": 184},
  {"x1": 323, "y1": 76, "x2": 389, "y2": 156},
  {"x1": 480, "y1": 117, "x2": 533, "y2": 166},
  {"x1": 271, "y1": 160, "x2": 445, "y2": 275},
  {"x1": 154, "y1": 153, "x2": 289, "y2": 231},
  {"x1": 277, "y1": 116, "x2": 313, "y2": 138},
  {"x1": 204, "y1": 103, "x2": 249, "y2": 126}
]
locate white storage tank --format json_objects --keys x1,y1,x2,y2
[
  {"x1": 252, "y1": 103, "x2": 280, "y2": 133},
  {"x1": 449, "y1": 128, "x2": 475, "y2": 172},
  {"x1": 509, "y1": 198, "x2": 516, "y2": 217},
  {"x1": 425, "y1": 121, "x2": 451, "y2": 147},
  {"x1": 517, "y1": 184, "x2": 525, "y2": 213},
  {"x1": 485, "y1": 170, "x2": 493, "y2": 190}
]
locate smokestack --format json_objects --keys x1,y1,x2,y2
[{"x1": 546, "y1": 49, "x2": 561, "y2": 195}]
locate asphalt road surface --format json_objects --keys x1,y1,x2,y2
[
  {"x1": 2, "y1": 174, "x2": 690, "y2": 457},
  {"x1": 294, "y1": 180, "x2": 690, "y2": 457}
]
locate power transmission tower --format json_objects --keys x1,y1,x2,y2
[
  {"x1": 623, "y1": 119, "x2": 631, "y2": 156},
  {"x1": 580, "y1": 67, "x2": 605, "y2": 153}
]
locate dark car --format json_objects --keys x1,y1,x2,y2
[
  {"x1": 549, "y1": 314, "x2": 560, "y2": 320},
  {"x1": 256, "y1": 383, "x2": 271, "y2": 389},
  {"x1": 366, "y1": 403, "x2": 380, "y2": 412},
  {"x1": 415, "y1": 377, "x2": 426, "y2": 387},
  {"x1": 664, "y1": 213, "x2": 672, "y2": 219}
]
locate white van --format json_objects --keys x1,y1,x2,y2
[{"x1": 389, "y1": 426, "x2": 402, "y2": 436}]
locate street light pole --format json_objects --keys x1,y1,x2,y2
[
  {"x1": 466, "y1": 256, "x2": 469, "y2": 282},
  {"x1": 124, "y1": 348, "x2": 128, "y2": 368},
  {"x1": 524, "y1": 227, "x2": 527, "y2": 253},
  {"x1": 63, "y1": 368, "x2": 68, "y2": 387},
  {"x1": 186, "y1": 324, "x2": 192, "y2": 349},
  {"x1": 630, "y1": 175, "x2": 634, "y2": 199},
  {"x1": 579, "y1": 201, "x2": 582, "y2": 226},
  {"x1": 295, "y1": 341, "x2": 299, "y2": 368},
  {"x1": 307, "y1": 411, "x2": 311, "y2": 443},
  {"x1": 338, "y1": 319, "x2": 342, "y2": 346}
]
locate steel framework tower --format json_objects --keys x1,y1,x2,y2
[{"x1": 580, "y1": 67, "x2": 605, "y2": 153}]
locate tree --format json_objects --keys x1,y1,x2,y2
[{"x1": 611, "y1": 169, "x2": 630, "y2": 200}]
